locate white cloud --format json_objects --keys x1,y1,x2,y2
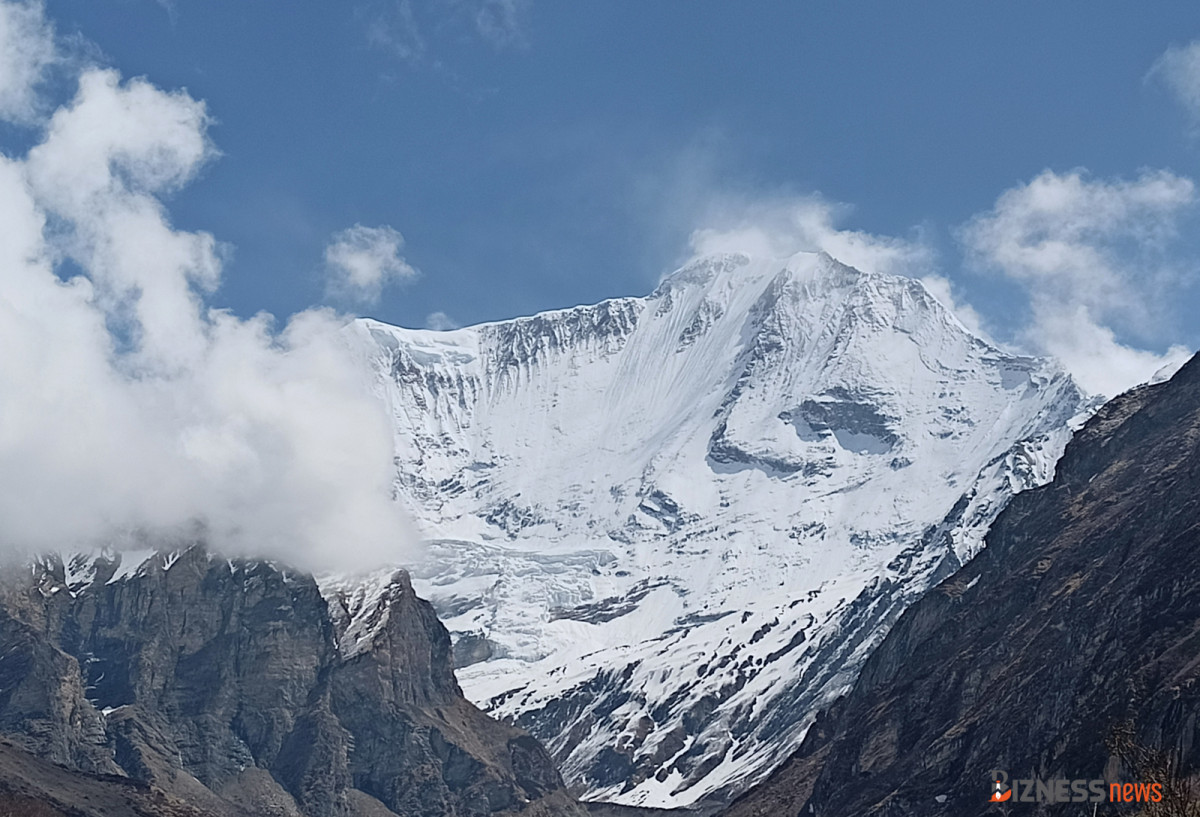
[
  {"x1": 1149, "y1": 41, "x2": 1200, "y2": 127},
  {"x1": 0, "y1": 0, "x2": 55, "y2": 123},
  {"x1": 961, "y1": 169, "x2": 1195, "y2": 397},
  {"x1": 640, "y1": 139, "x2": 936, "y2": 283},
  {"x1": 25, "y1": 68, "x2": 220, "y2": 371},
  {"x1": 425, "y1": 310, "x2": 459, "y2": 330},
  {"x1": 687, "y1": 194, "x2": 933, "y2": 279},
  {"x1": 0, "y1": 1, "x2": 415, "y2": 571},
  {"x1": 324, "y1": 223, "x2": 417, "y2": 305}
]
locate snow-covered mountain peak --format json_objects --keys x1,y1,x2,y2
[
  {"x1": 657, "y1": 249, "x2": 855, "y2": 294},
  {"x1": 349, "y1": 251, "x2": 1086, "y2": 809}
]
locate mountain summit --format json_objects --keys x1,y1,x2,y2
[{"x1": 349, "y1": 251, "x2": 1086, "y2": 809}]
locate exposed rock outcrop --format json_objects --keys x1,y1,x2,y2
[{"x1": 0, "y1": 548, "x2": 585, "y2": 817}]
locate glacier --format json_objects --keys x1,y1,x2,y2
[{"x1": 340, "y1": 251, "x2": 1086, "y2": 810}]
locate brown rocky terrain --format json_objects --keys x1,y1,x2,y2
[{"x1": 0, "y1": 736, "x2": 225, "y2": 817}]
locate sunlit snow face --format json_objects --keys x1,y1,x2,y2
[{"x1": 359, "y1": 248, "x2": 1085, "y2": 807}]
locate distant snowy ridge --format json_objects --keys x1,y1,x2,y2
[{"x1": 310, "y1": 252, "x2": 1089, "y2": 808}]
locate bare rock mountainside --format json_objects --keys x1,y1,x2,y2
[
  {"x1": 723, "y1": 353, "x2": 1200, "y2": 817},
  {"x1": 0, "y1": 547, "x2": 585, "y2": 817},
  {"x1": 347, "y1": 251, "x2": 1087, "y2": 809}
]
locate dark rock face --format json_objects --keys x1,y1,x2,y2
[
  {"x1": 0, "y1": 606, "x2": 116, "y2": 776},
  {"x1": 0, "y1": 548, "x2": 585, "y2": 817},
  {"x1": 724, "y1": 353, "x2": 1200, "y2": 817}
]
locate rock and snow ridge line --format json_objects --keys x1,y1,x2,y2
[{"x1": 344, "y1": 250, "x2": 1089, "y2": 809}]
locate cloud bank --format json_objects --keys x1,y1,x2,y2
[{"x1": 0, "y1": 0, "x2": 413, "y2": 571}]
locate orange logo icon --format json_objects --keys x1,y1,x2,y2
[{"x1": 989, "y1": 770, "x2": 1012, "y2": 802}]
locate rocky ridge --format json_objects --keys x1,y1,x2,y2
[{"x1": 0, "y1": 545, "x2": 585, "y2": 817}]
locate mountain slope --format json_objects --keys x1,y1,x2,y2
[
  {"x1": 348, "y1": 251, "x2": 1086, "y2": 809},
  {"x1": 0, "y1": 546, "x2": 585, "y2": 817},
  {"x1": 724, "y1": 353, "x2": 1200, "y2": 817},
  {"x1": 0, "y1": 737, "x2": 223, "y2": 817}
]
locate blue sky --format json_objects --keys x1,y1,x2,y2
[{"x1": 25, "y1": 0, "x2": 1200, "y2": 393}]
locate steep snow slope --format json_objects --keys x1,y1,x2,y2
[{"x1": 346, "y1": 251, "x2": 1085, "y2": 809}]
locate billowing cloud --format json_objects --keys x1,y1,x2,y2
[
  {"x1": 687, "y1": 194, "x2": 934, "y2": 280},
  {"x1": 642, "y1": 138, "x2": 935, "y2": 282},
  {"x1": 961, "y1": 169, "x2": 1194, "y2": 397},
  {"x1": 324, "y1": 223, "x2": 417, "y2": 306},
  {"x1": 0, "y1": 0, "x2": 414, "y2": 571},
  {"x1": 1149, "y1": 41, "x2": 1200, "y2": 127},
  {"x1": 26, "y1": 68, "x2": 220, "y2": 371}
]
